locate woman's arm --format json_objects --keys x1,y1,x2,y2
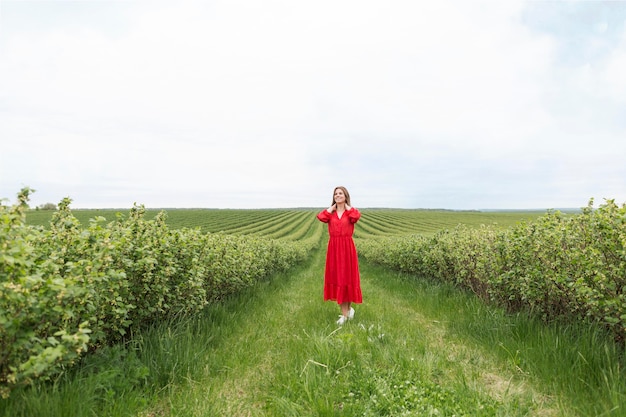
[
  {"x1": 347, "y1": 206, "x2": 361, "y2": 223},
  {"x1": 317, "y1": 209, "x2": 332, "y2": 223}
]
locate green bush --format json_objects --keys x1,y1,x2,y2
[
  {"x1": 0, "y1": 188, "x2": 308, "y2": 398},
  {"x1": 359, "y1": 199, "x2": 626, "y2": 343},
  {"x1": 0, "y1": 189, "x2": 91, "y2": 398}
]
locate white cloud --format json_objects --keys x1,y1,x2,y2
[
  {"x1": 603, "y1": 31, "x2": 626, "y2": 102},
  {"x1": 1, "y1": 0, "x2": 625, "y2": 209}
]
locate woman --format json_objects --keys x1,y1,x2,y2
[{"x1": 317, "y1": 186, "x2": 362, "y2": 325}]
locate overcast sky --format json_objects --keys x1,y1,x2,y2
[{"x1": 1, "y1": 1, "x2": 625, "y2": 210}]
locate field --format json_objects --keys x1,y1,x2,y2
[
  {"x1": 25, "y1": 207, "x2": 547, "y2": 235},
  {"x1": 3, "y1": 201, "x2": 625, "y2": 416}
]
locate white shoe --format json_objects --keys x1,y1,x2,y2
[
  {"x1": 348, "y1": 307, "x2": 355, "y2": 320},
  {"x1": 336, "y1": 315, "x2": 347, "y2": 325}
]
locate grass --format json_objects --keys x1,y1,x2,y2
[{"x1": 3, "y1": 244, "x2": 625, "y2": 416}]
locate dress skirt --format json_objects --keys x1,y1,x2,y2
[{"x1": 323, "y1": 236, "x2": 362, "y2": 304}]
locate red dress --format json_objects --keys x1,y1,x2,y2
[{"x1": 317, "y1": 208, "x2": 363, "y2": 304}]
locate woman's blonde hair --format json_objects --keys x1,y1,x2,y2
[{"x1": 331, "y1": 186, "x2": 351, "y2": 206}]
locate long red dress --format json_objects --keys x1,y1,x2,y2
[{"x1": 317, "y1": 207, "x2": 363, "y2": 304}]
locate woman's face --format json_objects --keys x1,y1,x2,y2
[{"x1": 334, "y1": 188, "x2": 346, "y2": 204}]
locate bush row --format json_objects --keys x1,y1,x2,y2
[
  {"x1": 0, "y1": 189, "x2": 309, "y2": 398},
  {"x1": 358, "y1": 199, "x2": 626, "y2": 343}
]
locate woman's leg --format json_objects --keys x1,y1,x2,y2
[{"x1": 340, "y1": 302, "x2": 351, "y2": 317}]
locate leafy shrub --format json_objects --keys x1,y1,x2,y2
[
  {"x1": 359, "y1": 199, "x2": 626, "y2": 343},
  {"x1": 0, "y1": 189, "x2": 91, "y2": 398},
  {"x1": 0, "y1": 188, "x2": 308, "y2": 397}
]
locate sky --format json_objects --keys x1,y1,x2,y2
[{"x1": 1, "y1": 0, "x2": 625, "y2": 210}]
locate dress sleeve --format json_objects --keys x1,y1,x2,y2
[
  {"x1": 317, "y1": 209, "x2": 332, "y2": 223},
  {"x1": 347, "y1": 207, "x2": 361, "y2": 224}
]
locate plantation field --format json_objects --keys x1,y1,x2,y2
[
  {"x1": 5, "y1": 195, "x2": 625, "y2": 416},
  {"x1": 25, "y1": 207, "x2": 548, "y2": 236}
]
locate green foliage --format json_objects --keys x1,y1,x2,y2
[
  {"x1": 4, "y1": 198, "x2": 624, "y2": 416},
  {"x1": 8, "y1": 186, "x2": 625, "y2": 409},
  {"x1": 359, "y1": 199, "x2": 626, "y2": 343},
  {"x1": 0, "y1": 188, "x2": 90, "y2": 399},
  {"x1": 0, "y1": 189, "x2": 309, "y2": 398}
]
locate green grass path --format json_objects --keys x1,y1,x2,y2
[
  {"x1": 139, "y1": 246, "x2": 568, "y2": 416},
  {"x1": 8, "y1": 242, "x2": 621, "y2": 416}
]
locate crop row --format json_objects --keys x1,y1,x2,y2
[
  {"x1": 26, "y1": 208, "x2": 310, "y2": 234},
  {"x1": 355, "y1": 209, "x2": 546, "y2": 238},
  {"x1": 358, "y1": 199, "x2": 626, "y2": 343},
  {"x1": 27, "y1": 207, "x2": 546, "y2": 239},
  {"x1": 1, "y1": 190, "x2": 312, "y2": 398}
]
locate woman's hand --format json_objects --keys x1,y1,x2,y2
[
  {"x1": 328, "y1": 203, "x2": 336, "y2": 213},
  {"x1": 345, "y1": 204, "x2": 351, "y2": 211}
]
